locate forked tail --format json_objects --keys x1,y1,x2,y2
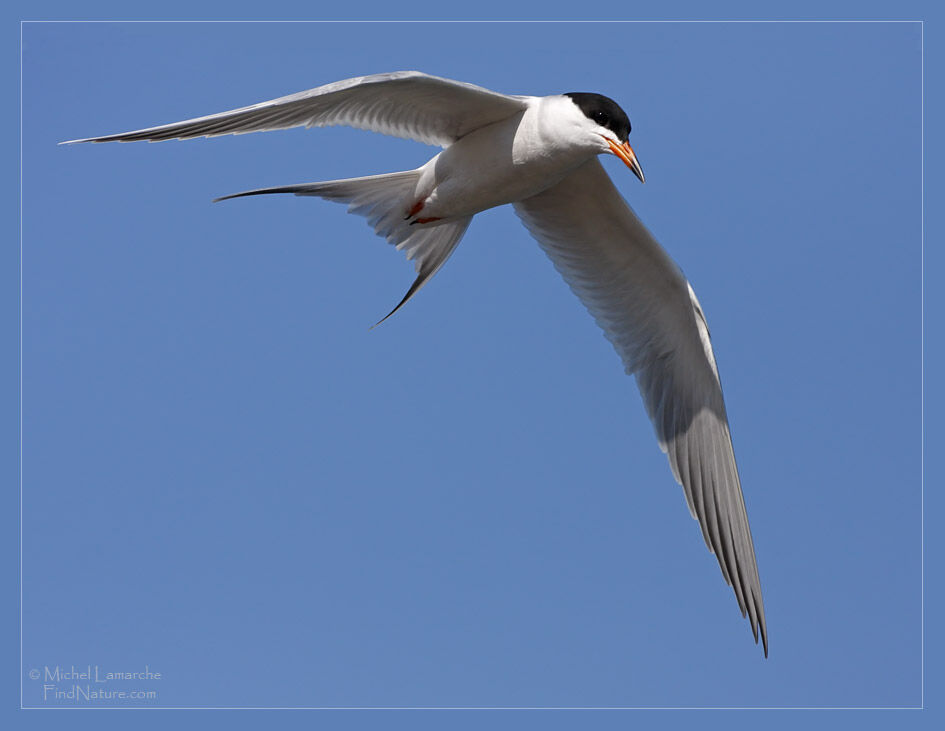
[{"x1": 215, "y1": 170, "x2": 471, "y2": 324}]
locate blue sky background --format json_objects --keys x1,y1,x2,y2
[{"x1": 11, "y1": 4, "x2": 942, "y2": 729}]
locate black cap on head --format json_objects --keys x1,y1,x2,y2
[{"x1": 564, "y1": 92, "x2": 631, "y2": 142}]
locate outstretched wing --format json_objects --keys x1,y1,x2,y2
[
  {"x1": 62, "y1": 70, "x2": 529, "y2": 148},
  {"x1": 514, "y1": 158, "x2": 767, "y2": 655}
]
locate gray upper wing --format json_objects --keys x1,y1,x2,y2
[
  {"x1": 63, "y1": 71, "x2": 529, "y2": 148},
  {"x1": 514, "y1": 158, "x2": 767, "y2": 655}
]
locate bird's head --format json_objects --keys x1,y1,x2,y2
[{"x1": 564, "y1": 92, "x2": 644, "y2": 184}]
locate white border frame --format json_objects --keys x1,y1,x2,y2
[{"x1": 18, "y1": 18, "x2": 926, "y2": 711}]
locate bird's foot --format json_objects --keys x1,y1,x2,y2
[
  {"x1": 404, "y1": 199, "x2": 440, "y2": 225},
  {"x1": 404, "y1": 199, "x2": 425, "y2": 221}
]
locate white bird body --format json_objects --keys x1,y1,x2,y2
[
  {"x1": 63, "y1": 71, "x2": 767, "y2": 656},
  {"x1": 422, "y1": 97, "x2": 613, "y2": 221},
  {"x1": 413, "y1": 115, "x2": 533, "y2": 222}
]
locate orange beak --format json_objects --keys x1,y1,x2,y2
[{"x1": 605, "y1": 138, "x2": 645, "y2": 184}]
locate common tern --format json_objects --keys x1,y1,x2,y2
[{"x1": 64, "y1": 70, "x2": 768, "y2": 656}]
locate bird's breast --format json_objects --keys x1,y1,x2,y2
[{"x1": 419, "y1": 108, "x2": 591, "y2": 220}]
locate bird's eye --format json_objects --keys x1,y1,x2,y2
[{"x1": 594, "y1": 110, "x2": 609, "y2": 126}]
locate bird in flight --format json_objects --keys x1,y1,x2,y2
[{"x1": 63, "y1": 70, "x2": 767, "y2": 656}]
